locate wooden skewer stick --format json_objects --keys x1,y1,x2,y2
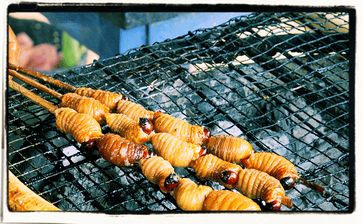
[
  {"x1": 8, "y1": 63, "x2": 127, "y2": 111},
  {"x1": 8, "y1": 171, "x2": 60, "y2": 211},
  {"x1": 8, "y1": 78, "x2": 58, "y2": 114},
  {"x1": 8, "y1": 63, "x2": 77, "y2": 92},
  {"x1": 299, "y1": 177, "x2": 325, "y2": 194},
  {"x1": 9, "y1": 69, "x2": 63, "y2": 100}
]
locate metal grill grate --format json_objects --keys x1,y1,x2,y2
[{"x1": 7, "y1": 11, "x2": 352, "y2": 212}]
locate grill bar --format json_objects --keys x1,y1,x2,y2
[{"x1": 240, "y1": 33, "x2": 349, "y2": 127}]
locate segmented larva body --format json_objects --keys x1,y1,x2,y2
[
  {"x1": 151, "y1": 133, "x2": 204, "y2": 167},
  {"x1": 105, "y1": 113, "x2": 152, "y2": 144},
  {"x1": 8, "y1": 172, "x2": 60, "y2": 211},
  {"x1": 55, "y1": 108, "x2": 102, "y2": 144},
  {"x1": 75, "y1": 87, "x2": 124, "y2": 110},
  {"x1": 96, "y1": 133, "x2": 149, "y2": 167},
  {"x1": 236, "y1": 168, "x2": 292, "y2": 210},
  {"x1": 241, "y1": 152, "x2": 299, "y2": 188},
  {"x1": 203, "y1": 190, "x2": 261, "y2": 211},
  {"x1": 153, "y1": 112, "x2": 210, "y2": 145},
  {"x1": 60, "y1": 93, "x2": 110, "y2": 123},
  {"x1": 8, "y1": 26, "x2": 20, "y2": 65},
  {"x1": 191, "y1": 154, "x2": 242, "y2": 188},
  {"x1": 171, "y1": 178, "x2": 213, "y2": 211},
  {"x1": 139, "y1": 156, "x2": 179, "y2": 193},
  {"x1": 116, "y1": 99, "x2": 154, "y2": 123},
  {"x1": 207, "y1": 135, "x2": 253, "y2": 163}
]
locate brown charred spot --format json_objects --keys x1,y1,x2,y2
[
  {"x1": 219, "y1": 170, "x2": 238, "y2": 185},
  {"x1": 121, "y1": 95, "x2": 128, "y2": 101},
  {"x1": 139, "y1": 118, "x2": 153, "y2": 135},
  {"x1": 265, "y1": 200, "x2": 281, "y2": 211},
  {"x1": 142, "y1": 148, "x2": 150, "y2": 159},
  {"x1": 199, "y1": 146, "x2": 207, "y2": 157},
  {"x1": 280, "y1": 177, "x2": 296, "y2": 190},
  {"x1": 240, "y1": 158, "x2": 249, "y2": 167},
  {"x1": 203, "y1": 127, "x2": 211, "y2": 139},
  {"x1": 164, "y1": 173, "x2": 179, "y2": 192},
  {"x1": 95, "y1": 135, "x2": 105, "y2": 150}
]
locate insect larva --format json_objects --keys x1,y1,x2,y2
[
  {"x1": 75, "y1": 87, "x2": 124, "y2": 110},
  {"x1": 241, "y1": 152, "x2": 299, "y2": 190},
  {"x1": 116, "y1": 99, "x2": 154, "y2": 123},
  {"x1": 171, "y1": 178, "x2": 213, "y2": 211},
  {"x1": 236, "y1": 168, "x2": 293, "y2": 211},
  {"x1": 190, "y1": 154, "x2": 242, "y2": 188},
  {"x1": 54, "y1": 107, "x2": 103, "y2": 144},
  {"x1": 104, "y1": 113, "x2": 153, "y2": 144},
  {"x1": 8, "y1": 171, "x2": 60, "y2": 211},
  {"x1": 203, "y1": 190, "x2": 261, "y2": 211},
  {"x1": 139, "y1": 156, "x2": 179, "y2": 193},
  {"x1": 96, "y1": 133, "x2": 149, "y2": 167},
  {"x1": 60, "y1": 93, "x2": 110, "y2": 124},
  {"x1": 151, "y1": 133, "x2": 206, "y2": 167},
  {"x1": 153, "y1": 112, "x2": 210, "y2": 145},
  {"x1": 8, "y1": 26, "x2": 20, "y2": 65},
  {"x1": 207, "y1": 135, "x2": 253, "y2": 163}
]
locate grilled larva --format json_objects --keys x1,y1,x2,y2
[
  {"x1": 207, "y1": 135, "x2": 253, "y2": 163},
  {"x1": 55, "y1": 107, "x2": 103, "y2": 144},
  {"x1": 139, "y1": 156, "x2": 179, "y2": 193},
  {"x1": 116, "y1": 99, "x2": 155, "y2": 123},
  {"x1": 203, "y1": 190, "x2": 261, "y2": 211},
  {"x1": 8, "y1": 26, "x2": 20, "y2": 65},
  {"x1": 153, "y1": 112, "x2": 210, "y2": 145},
  {"x1": 190, "y1": 154, "x2": 242, "y2": 188},
  {"x1": 171, "y1": 178, "x2": 213, "y2": 211},
  {"x1": 8, "y1": 171, "x2": 60, "y2": 211},
  {"x1": 236, "y1": 168, "x2": 293, "y2": 211},
  {"x1": 60, "y1": 93, "x2": 110, "y2": 124},
  {"x1": 241, "y1": 152, "x2": 299, "y2": 190},
  {"x1": 96, "y1": 133, "x2": 149, "y2": 167},
  {"x1": 75, "y1": 87, "x2": 124, "y2": 110},
  {"x1": 105, "y1": 113, "x2": 153, "y2": 144},
  {"x1": 151, "y1": 133, "x2": 206, "y2": 167}
]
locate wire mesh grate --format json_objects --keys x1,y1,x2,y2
[{"x1": 7, "y1": 11, "x2": 352, "y2": 212}]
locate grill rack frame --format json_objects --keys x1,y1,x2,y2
[{"x1": 7, "y1": 11, "x2": 354, "y2": 212}]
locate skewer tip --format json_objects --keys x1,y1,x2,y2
[{"x1": 299, "y1": 177, "x2": 325, "y2": 194}]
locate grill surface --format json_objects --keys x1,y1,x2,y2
[{"x1": 7, "y1": 12, "x2": 352, "y2": 212}]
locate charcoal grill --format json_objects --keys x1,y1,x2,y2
[{"x1": 7, "y1": 11, "x2": 353, "y2": 212}]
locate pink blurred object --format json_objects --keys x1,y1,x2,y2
[{"x1": 17, "y1": 32, "x2": 61, "y2": 71}]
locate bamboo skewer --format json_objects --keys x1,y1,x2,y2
[
  {"x1": 9, "y1": 78, "x2": 58, "y2": 114},
  {"x1": 299, "y1": 177, "x2": 325, "y2": 194},
  {"x1": 8, "y1": 171, "x2": 60, "y2": 211},
  {"x1": 8, "y1": 69, "x2": 155, "y2": 144},
  {"x1": 8, "y1": 63, "x2": 126, "y2": 111},
  {"x1": 9, "y1": 63, "x2": 77, "y2": 92},
  {"x1": 9, "y1": 69, "x2": 63, "y2": 100}
]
